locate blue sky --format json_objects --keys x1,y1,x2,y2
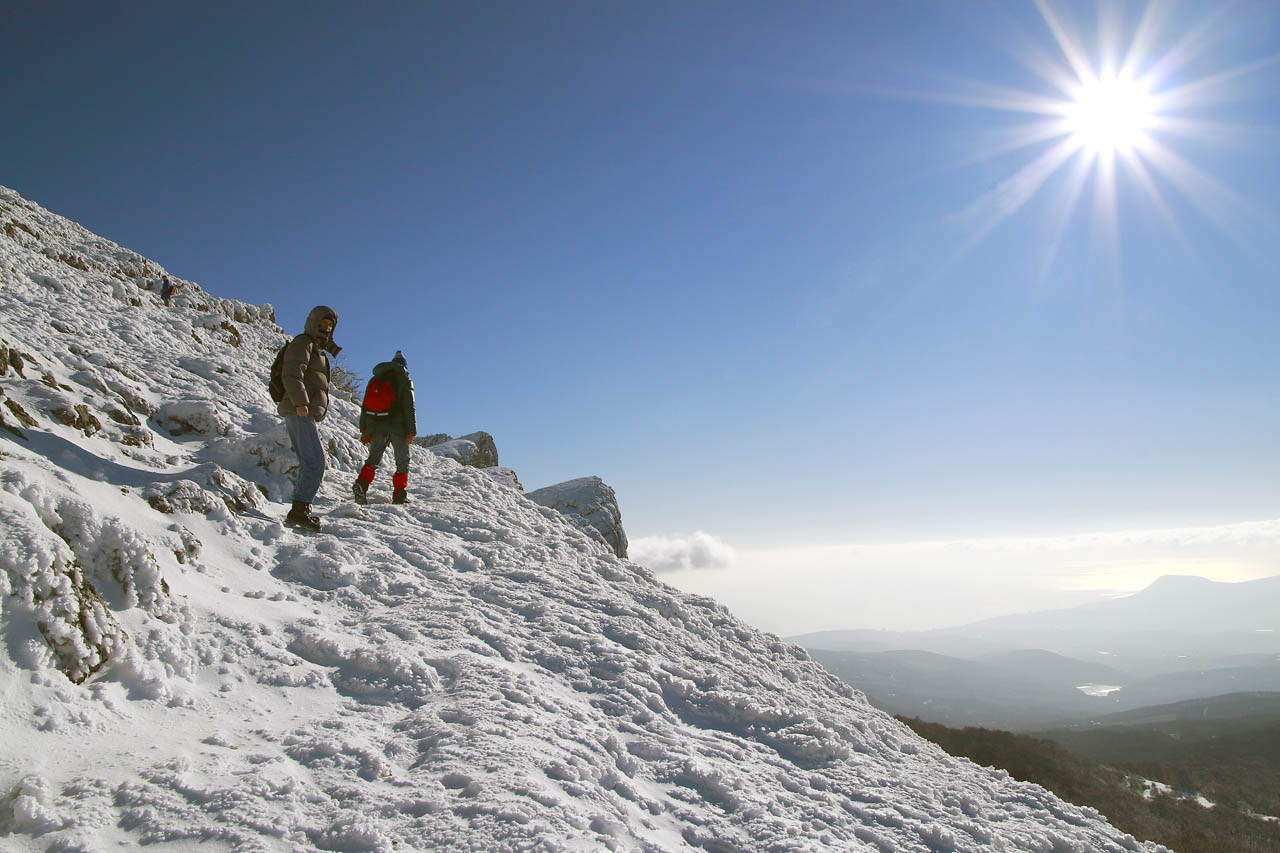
[{"x1": 5, "y1": 1, "x2": 1280, "y2": 629}]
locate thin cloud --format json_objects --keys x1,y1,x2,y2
[
  {"x1": 631, "y1": 531, "x2": 737, "y2": 574},
  {"x1": 661, "y1": 518, "x2": 1280, "y2": 635}
]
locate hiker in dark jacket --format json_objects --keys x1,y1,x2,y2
[
  {"x1": 279, "y1": 305, "x2": 341, "y2": 530},
  {"x1": 160, "y1": 275, "x2": 175, "y2": 306},
  {"x1": 352, "y1": 350, "x2": 417, "y2": 505}
]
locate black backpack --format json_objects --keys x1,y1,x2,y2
[{"x1": 268, "y1": 340, "x2": 290, "y2": 403}]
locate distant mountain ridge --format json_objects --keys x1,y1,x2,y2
[
  {"x1": 792, "y1": 575, "x2": 1280, "y2": 730},
  {"x1": 966, "y1": 574, "x2": 1280, "y2": 635},
  {"x1": 791, "y1": 573, "x2": 1280, "y2": 675},
  {"x1": 1059, "y1": 691, "x2": 1280, "y2": 729}
]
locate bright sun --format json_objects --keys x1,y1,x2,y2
[
  {"x1": 1065, "y1": 73, "x2": 1156, "y2": 154},
  {"x1": 933, "y1": 1, "x2": 1271, "y2": 279}
]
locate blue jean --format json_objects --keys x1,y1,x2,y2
[{"x1": 285, "y1": 415, "x2": 325, "y2": 503}]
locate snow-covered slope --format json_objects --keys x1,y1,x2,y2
[{"x1": 0, "y1": 186, "x2": 1162, "y2": 852}]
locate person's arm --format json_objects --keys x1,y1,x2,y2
[
  {"x1": 401, "y1": 375, "x2": 417, "y2": 439},
  {"x1": 281, "y1": 337, "x2": 313, "y2": 416}
]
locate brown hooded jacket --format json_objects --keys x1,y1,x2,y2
[{"x1": 276, "y1": 305, "x2": 341, "y2": 422}]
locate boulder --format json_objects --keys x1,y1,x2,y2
[
  {"x1": 422, "y1": 431, "x2": 499, "y2": 469},
  {"x1": 527, "y1": 476, "x2": 628, "y2": 559},
  {"x1": 154, "y1": 399, "x2": 230, "y2": 437},
  {"x1": 482, "y1": 467, "x2": 523, "y2": 491}
]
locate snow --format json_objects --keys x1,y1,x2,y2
[
  {"x1": 1140, "y1": 781, "x2": 1216, "y2": 811},
  {"x1": 1075, "y1": 684, "x2": 1124, "y2": 697},
  {"x1": 0, "y1": 184, "x2": 1166, "y2": 851}
]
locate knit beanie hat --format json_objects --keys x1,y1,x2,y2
[{"x1": 392, "y1": 350, "x2": 407, "y2": 367}]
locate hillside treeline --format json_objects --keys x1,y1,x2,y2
[{"x1": 900, "y1": 717, "x2": 1280, "y2": 853}]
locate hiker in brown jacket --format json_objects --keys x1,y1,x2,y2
[{"x1": 278, "y1": 305, "x2": 341, "y2": 530}]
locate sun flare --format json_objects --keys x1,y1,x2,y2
[
  {"x1": 939, "y1": 0, "x2": 1274, "y2": 277},
  {"x1": 1064, "y1": 73, "x2": 1156, "y2": 154}
]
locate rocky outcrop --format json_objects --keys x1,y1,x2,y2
[
  {"x1": 420, "y1": 431, "x2": 499, "y2": 469},
  {"x1": 526, "y1": 476, "x2": 628, "y2": 559},
  {"x1": 482, "y1": 466, "x2": 522, "y2": 491}
]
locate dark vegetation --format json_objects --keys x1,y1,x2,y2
[
  {"x1": 900, "y1": 715, "x2": 1280, "y2": 853},
  {"x1": 330, "y1": 354, "x2": 360, "y2": 400}
]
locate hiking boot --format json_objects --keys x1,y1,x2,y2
[
  {"x1": 352, "y1": 478, "x2": 368, "y2": 505},
  {"x1": 392, "y1": 489, "x2": 408, "y2": 505},
  {"x1": 285, "y1": 501, "x2": 321, "y2": 531}
]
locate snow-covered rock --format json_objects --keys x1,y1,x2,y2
[
  {"x1": 483, "y1": 465, "x2": 523, "y2": 491},
  {"x1": 528, "y1": 475, "x2": 631, "y2": 560},
  {"x1": 423, "y1": 430, "x2": 500, "y2": 469},
  {"x1": 0, "y1": 185, "x2": 1165, "y2": 851}
]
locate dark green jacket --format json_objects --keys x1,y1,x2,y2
[{"x1": 359, "y1": 361, "x2": 416, "y2": 436}]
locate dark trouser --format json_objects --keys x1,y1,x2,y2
[
  {"x1": 359, "y1": 433, "x2": 410, "y2": 490},
  {"x1": 285, "y1": 414, "x2": 325, "y2": 503}
]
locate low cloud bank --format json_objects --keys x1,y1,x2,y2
[
  {"x1": 655, "y1": 518, "x2": 1280, "y2": 635},
  {"x1": 631, "y1": 531, "x2": 736, "y2": 574}
]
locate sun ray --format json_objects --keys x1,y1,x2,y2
[
  {"x1": 1034, "y1": 0, "x2": 1095, "y2": 89},
  {"x1": 1141, "y1": 4, "x2": 1234, "y2": 88},
  {"x1": 1095, "y1": 0, "x2": 1125, "y2": 79},
  {"x1": 949, "y1": 137, "x2": 1080, "y2": 257},
  {"x1": 1119, "y1": 148, "x2": 1199, "y2": 264},
  {"x1": 1033, "y1": 150, "x2": 1094, "y2": 288},
  {"x1": 1153, "y1": 53, "x2": 1280, "y2": 112},
  {"x1": 959, "y1": 119, "x2": 1077, "y2": 168},
  {"x1": 928, "y1": 0, "x2": 1277, "y2": 284},
  {"x1": 1088, "y1": 149, "x2": 1123, "y2": 287},
  {"x1": 1140, "y1": 136, "x2": 1280, "y2": 254},
  {"x1": 1117, "y1": 0, "x2": 1170, "y2": 81},
  {"x1": 1003, "y1": 13, "x2": 1091, "y2": 100},
  {"x1": 880, "y1": 76, "x2": 1071, "y2": 117},
  {"x1": 1147, "y1": 114, "x2": 1280, "y2": 154}
]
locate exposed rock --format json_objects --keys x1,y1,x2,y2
[
  {"x1": 2, "y1": 499, "x2": 129, "y2": 685},
  {"x1": 119, "y1": 426, "x2": 153, "y2": 448},
  {"x1": 482, "y1": 467, "x2": 522, "y2": 491},
  {"x1": 111, "y1": 385, "x2": 155, "y2": 419},
  {"x1": 105, "y1": 404, "x2": 141, "y2": 426},
  {"x1": 0, "y1": 407, "x2": 27, "y2": 440},
  {"x1": 145, "y1": 480, "x2": 219, "y2": 516},
  {"x1": 221, "y1": 321, "x2": 241, "y2": 347},
  {"x1": 51, "y1": 403, "x2": 102, "y2": 437},
  {"x1": 425, "y1": 431, "x2": 499, "y2": 469},
  {"x1": 144, "y1": 466, "x2": 264, "y2": 517},
  {"x1": 4, "y1": 398, "x2": 38, "y2": 428},
  {"x1": 153, "y1": 399, "x2": 230, "y2": 437},
  {"x1": 527, "y1": 476, "x2": 628, "y2": 559},
  {"x1": 70, "y1": 369, "x2": 109, "y2": 394},
  {"x1": 38, "y1": 562, "x2": 126, "y2": 684},
  {"x1": 196, "y1": 312, "x2": 243, "y2": 348}
]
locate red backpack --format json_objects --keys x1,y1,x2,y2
[{"x1": 362, "y1": 376, "x2": 396, "y2": 415}]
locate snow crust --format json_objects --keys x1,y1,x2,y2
[{"x1": 0, "y1": 185, "x2": 1164, "y2": 851}]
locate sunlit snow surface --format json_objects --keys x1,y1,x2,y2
[{"x1": 0, "y1": 185, "x2": 1164, "y2": 851}]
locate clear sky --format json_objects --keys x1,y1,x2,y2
[{"x1": 5, "y1": 1, "x2": 1280, "y2": 631}]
